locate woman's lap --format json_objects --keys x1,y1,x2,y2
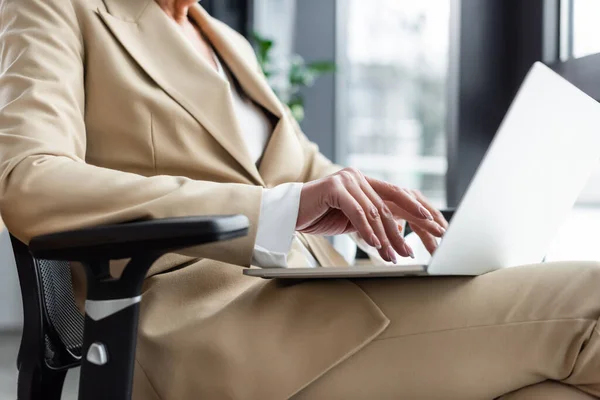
[{"x1": 293, "y1": 262, "x2": 600, "y2": 399}]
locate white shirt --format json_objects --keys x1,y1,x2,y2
[
  {"x1": 213, "y1": 55, "x2": 319, "y2": 268},
  {"x1": 168, "y1": 22, "x2": 320, "y2": 268}
]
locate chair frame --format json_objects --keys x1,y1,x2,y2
[
  {"x1": 12, "y1": 238, "x2": 77, "y2": 399},
  {"x1": 11, "y1": 215, "x2": 249, "y2": 400}
]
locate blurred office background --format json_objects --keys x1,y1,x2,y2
[{"x1": 2, "y1": 0, "x2": 600, "y2": 397}]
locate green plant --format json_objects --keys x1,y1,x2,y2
[{"x1": 252, "y1": 31, "x2": 336, "y2": 122}]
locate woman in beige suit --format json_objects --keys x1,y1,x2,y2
[{"x1": 0, "y1": 0, "x2": 599, "y2": 398}]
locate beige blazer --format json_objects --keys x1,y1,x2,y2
[{"x1": 0, "y1": 0, "x2": 389, "y2": 398}]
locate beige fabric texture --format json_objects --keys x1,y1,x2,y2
[{"x1": 0, "y1": 0, "x2": 599, "y2": 398}]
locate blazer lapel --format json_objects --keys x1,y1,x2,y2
[
  {"x1": 190, "y1": 5, "x2": 283, "y2": 120},
  {"x1": 190, "y1": 5, "x2": 306, "y2": 186},
  {"x1": 257, "y1": 118, "x2": 305, "y2": 185},
  {"x1": 98, "y1": 0, "x2": 264, "y2": 185}
]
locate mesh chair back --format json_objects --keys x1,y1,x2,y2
[
  {"x1": 11, "y1": 235, "x2": 84, "y2": 371},
  {"x1": 36, "y1": 258, "x2": 84, "y2": 365}
]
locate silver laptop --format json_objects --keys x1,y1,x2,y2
[{"x1": 244, "y1": 62, "x2": 600, "y2": 279}]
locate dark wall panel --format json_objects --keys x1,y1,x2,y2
[
  {"x1": 294, "y1": 0, "x2": 337, "y2": 162},
  {"x1": 201, "y1": 0, "x2": 253, "y2": 36},
  {"x1": 446, "y1": 0, "x2": 546, "y2": 206}
]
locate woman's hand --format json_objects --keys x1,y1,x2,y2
[{"x1": 296, "y1": 168, "x2": 447, "y2": 263}]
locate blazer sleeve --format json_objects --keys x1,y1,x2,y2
[{"x1": 0, "y1": 0, "x2": 262, "y2": 267}]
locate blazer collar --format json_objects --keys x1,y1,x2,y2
[
  {"x1": 189, "y1": 6, "x2": 283, "y2": 120},
  {"x1": 98, "y1": 0, "x2": 268, "y2": 185},
  {"x1": 102, "y1": 0, "x2": 148, "y2": 21}
]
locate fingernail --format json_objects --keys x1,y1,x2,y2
[
  {"x1": 386, "y1": 247, "x2": 397, "y2": 264},
  {"x1": 371, "y1": 235, "x2": 382, "y2": 249},
  {"x1": 404, "y1": 243, "x2": 415, "y2": 259},
  {"x1": 421, "y1": 207, "x2": 434, "y2": 221},
  {"x1": 439, "y1": 227, "x2": 446, "y2": 235}
]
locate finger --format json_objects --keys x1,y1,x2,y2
[
  {"x1": 408, "y1": 219, "x2": 445, "y2": 238},
  {"x1": 354, "y1": 176, "x2": 411, "y2": 259},
  {"x1": 332, "y1": 183, "x2": 379, "y2": 250},
  {"x1": 386, "y1": 202, "x2": 445, "y2": 238},
  {"x1": 376, "y1": 246, "x2": 399, "y2": 264},
  {"x1": 353, "y1": 230, "x2": 401, "y2": 263},
  {"x1": 353, "y1": 227, "x2": 403, "y2": 240},
  {"x1": 366, "y1": 177, "x2": 434, "y2": 222},
  {"x1": 340, "y1": 174, "x2": 406, "y2": 262},
  {"x1": 411, "y1": 224, "x2": 439, "y2": 255},
  {"x1": 343, "y1": 180, "x2": 388, "y2": 252},
  {"x1": 410, "y1": 190, "x2": 448, "y2": 229}
]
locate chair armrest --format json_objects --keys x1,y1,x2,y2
[
  {"x1": 29, "y1": 215, "x2": 249, "y2": 262},
  {"x1": 26, "y1": 215, "x2": 248, "y2": 400}
]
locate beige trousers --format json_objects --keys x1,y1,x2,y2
[{"x1": 293, "y1": 262, "x2": 600, "y2": 399}]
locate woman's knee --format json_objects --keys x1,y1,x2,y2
[
  {"x1": 491, "y1": 262, "x2": 600, "y2": 318},
  {"x1": 488, "y1": 261, "x2": 600, "y2": 297}
]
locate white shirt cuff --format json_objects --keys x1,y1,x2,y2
[{"x1": 252, "y1": 183, "x2": 303, "y2": 268}]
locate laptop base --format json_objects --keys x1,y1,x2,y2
[{"x1": 243, "y1": 265, "x2": 434, "y2": 279}]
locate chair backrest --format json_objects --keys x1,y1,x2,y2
[{"x1": 10, "y1": 235, "x2": 84, "y2": 371}]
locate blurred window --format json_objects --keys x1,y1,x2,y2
[{"x1": 337, "y1": 0, "x2": 450, "y2": 207}]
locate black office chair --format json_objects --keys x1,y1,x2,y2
[{"x1": 10, "y1": 215, "x2": 249, "y2": 400}]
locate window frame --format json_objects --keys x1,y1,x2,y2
[
  {"x1": 446, "y1": 0, "x2": 600, "y2": 206},
  {"x1": 547, "y1": 0, "x2": 600, "y2": 100},
  {"x1": 546, "y1": 0, "x2": 600, "y2": 205}
]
